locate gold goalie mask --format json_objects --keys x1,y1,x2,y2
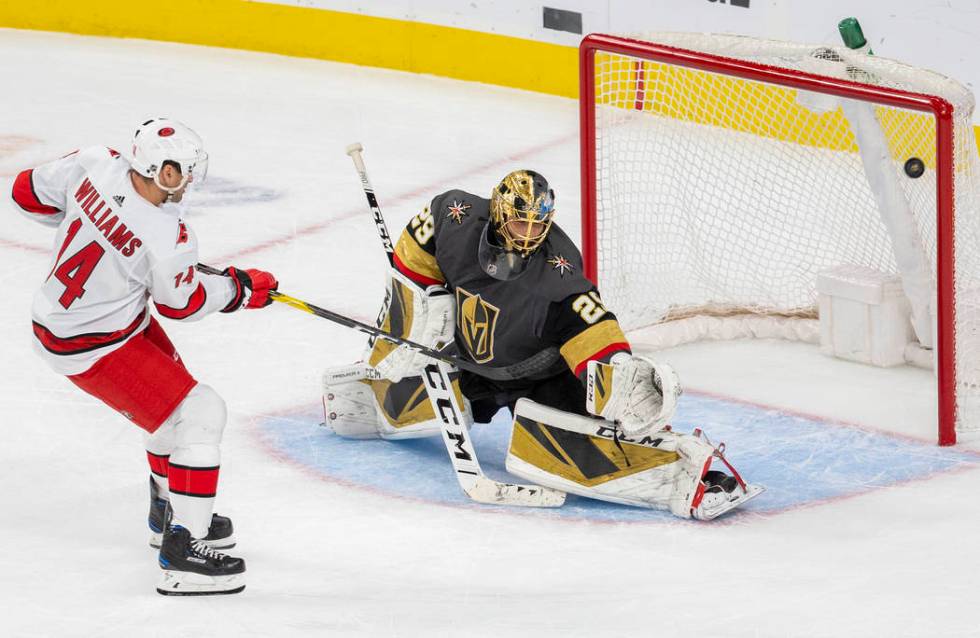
[{"x1": 479, "y1": 170, "x2": 556, "y2": 281}]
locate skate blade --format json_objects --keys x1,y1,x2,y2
[
  {"x1": 150, "y1": 532, "x2": 237, "y2": 550},
  {"x1": 156, "y1": 570, "x2": 246, "y2": 596},
  {"x1": 694, "y1": 484, "x2": 765, "y2": 521}
]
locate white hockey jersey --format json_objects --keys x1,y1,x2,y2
[{"x1": 12, "y1": 146, "x2": 237, "y2": 375}]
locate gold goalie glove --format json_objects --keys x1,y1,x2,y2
[{"x1": 585, "y1": 353, "x2": 682, "y2": 438}]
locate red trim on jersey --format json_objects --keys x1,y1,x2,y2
[
  {"x1": 33, "y1": 310, "x2": 147, "y2": 355},
  {"x1": 11, "y1": 169, "x2": 61, "y2": 215},
  {"x1": 393, "y1": 252, "x2": 443, "y2": 287},
  {"x1": 167, "y1": 463, "x2": 220, "y2": 498},
  {"x1": 573, "y1": 341, "x2": 631, "y2": 377},
  {"x1": 147, "y1": 452, "x2": 170, "y2": 477},
  {"x1": 154, "y1": 282, "x2": 207, "y2": 320}
]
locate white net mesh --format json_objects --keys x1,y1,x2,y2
[{"x1": 587, "y1": 33, "x2": 980, "y2": 437}]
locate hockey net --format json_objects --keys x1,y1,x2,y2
[{"x1": 579, "y1": 33, "x2": 980, "y2": 445}]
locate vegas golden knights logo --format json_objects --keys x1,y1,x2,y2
[{"x1": 456, "y1": 287, "x2": 500, "y2": 364}]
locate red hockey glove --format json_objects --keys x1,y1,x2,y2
[{"x1": 221, "y1": 267, "x2": 278, "y2": 312}]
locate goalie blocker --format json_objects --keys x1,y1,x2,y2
[{"x1": 323, "y1": 269, "x2": 462, "y2": 440}]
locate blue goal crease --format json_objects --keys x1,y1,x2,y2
[{"x1": 256, "y1": 394, "x2": 980, "y2": 523}]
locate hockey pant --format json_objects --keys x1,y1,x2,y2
[{"x1": 67, "y1": 317, "x2": 225, "y2": 538}]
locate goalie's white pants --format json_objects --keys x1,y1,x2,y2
[
  {"x1": 505, "y1": 399, "x2": 713, "y2": 518},
  {"x1": 143, "y1": 384, "x2": 226, "y2": 538}
]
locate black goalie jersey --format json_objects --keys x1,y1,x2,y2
[{"x1": 392, "y1": 189, "x2": 631, "y2": 382}]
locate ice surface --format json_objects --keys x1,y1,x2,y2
[{"x1": 2, "y1": 28, "x2": 980, "y2": 638}]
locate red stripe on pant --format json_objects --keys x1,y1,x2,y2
[
  {"x1": 168, "y1": 463, "x2": 220, "y2": 498},
  {"x1": 147, "y1": 452, "x2": 170, "y2": 478}
]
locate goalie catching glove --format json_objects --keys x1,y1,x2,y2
[
  {"x1": 586, "y1": 353, "x2": 681, "y2": 437},
  {"x1": 371, "y1": 270, "x2": 455, "y2": 383}
]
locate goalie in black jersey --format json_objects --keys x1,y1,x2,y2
[{"x1": 323, "y1": 170, "x2": 760, "y2": 519}]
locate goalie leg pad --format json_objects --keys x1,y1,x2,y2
[
  {"x1": 505, "y1": 399, "x2": 690, "y2": 511},
  {"x1": 323, "y1": 364, "x2": 470, "y2": 440},
  {"x1": 369, "y1": 374, "x2": 458, "y2": 440},
  {"x1": 505, "y1": 399, "x2": 762, "y2": 518},
  {"x1": 322, "y1": 368, "x2": 381, "y2": 439}
]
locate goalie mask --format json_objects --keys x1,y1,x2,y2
[
  {"x1": 129, "y1": 117, "x2": 209, "y2": 196},
  {"x1": 480, "y1": 170, "x2": 556, "y2": 280}
]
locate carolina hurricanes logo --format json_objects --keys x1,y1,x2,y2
[
  {"x1": 176, "y1": 222, "x2": 189, "y2": 245},
  {"x1": 446, "y1": 200, "x2": 470, "y2": 224},
  {"x1": 158, "y1": 127, "x2": 175, "y2": 137},
  {"x1": 548, "y1": 254, "x2": 574, "y2": 277}
]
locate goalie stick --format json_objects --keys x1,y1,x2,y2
[
  {"x1": 345, "y1": 142, "x2": 566, "y2": 508},
  {"x1": 421, "y1": 361, "x2": 565, "y2": 506},
  {"x1": 346, "y1": 143, "x2": 395, "y2": 262}
]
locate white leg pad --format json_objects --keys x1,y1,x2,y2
[
  {"x1": 322, "y1": 370, "x2": 382, "y2": 439},
  {"x1": 322, "y1": 364, "x2": 450, "y2": 440},
  {"x1": 505, "y1": 399, "x2": 746, "y2": 518},
  {"x1": 507, "y1": 399, "x2": 764, "y2": 520}
]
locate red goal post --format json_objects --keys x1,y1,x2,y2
[{"x1": 578, "y1": 33, "x2": 965, "y2": 445}]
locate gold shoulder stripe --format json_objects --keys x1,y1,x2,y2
[
  {"x1": 560, "y1": 319, "x2": 629, "y2": 375},
  {"x1": 394, "y1": 228, "x2": 444, "y2": 284}
]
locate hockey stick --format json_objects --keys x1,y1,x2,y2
[
  {"x1": 346, "y1": 143, "x2": 395, "y2": 264},
  {"x1": 421, "y1": 360, "x2": 564, "y2": 506},
  {"x1": 345, "y1": 143, "x2": 566, "y2": 507},
  {"x1": 196, "y1": 263, "x2": 486, "y2": 376}
]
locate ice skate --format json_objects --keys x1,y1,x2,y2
[
  {"x1": 691, "y1": 470, "x2": 765, "y2": 521},
  {"x1": 156, "y1": 525, "x2": 246, "y2": 596}
]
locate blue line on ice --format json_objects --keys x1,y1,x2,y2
[{"x1": 257, "y1": 394, "x2": 980, "y2": 522}]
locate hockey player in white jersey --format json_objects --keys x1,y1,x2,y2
[{"x1": 11, "y1": 118, "x2": 277, "y2": 595}]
